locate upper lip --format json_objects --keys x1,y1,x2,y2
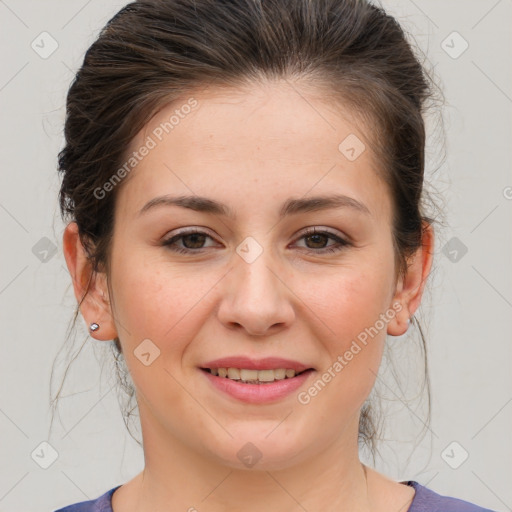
[{"x1": 201, "y1": 356, "x2": 314, "y2": 373}]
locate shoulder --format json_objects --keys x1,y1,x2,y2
[
  {"x1": 406, "y1": 481, "x2": 498, "y2": 512},
  {"x1": 54, "y1": 485, "x2": 121, "y2": 512}
]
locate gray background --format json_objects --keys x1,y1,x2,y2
[{"x1": 0, "y1": 0, "x2": 510, "y2": 511}]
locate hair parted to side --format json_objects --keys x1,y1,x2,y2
[{"x1": 52, "y1": 0, "x2": 444, "y2": 458}]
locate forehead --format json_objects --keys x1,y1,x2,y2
[
  {"x1": 117, "y1": 80, "x2": 392, "y2": 222},
  {"x1": 141, "y1": 80, "x2": 365, "y2": 161}
]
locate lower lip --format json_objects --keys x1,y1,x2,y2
[{"x1": 200, "y1": 369, "x2": 314, "y2": 404}]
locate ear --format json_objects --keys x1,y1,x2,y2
[
  {"x1": 62, "y1": 221, "x2": 118, "y2": 341},
  {"x1": 387, "y1": 221, "x2": 434, "y2": 336}
]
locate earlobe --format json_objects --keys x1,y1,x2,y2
[
  {"x1": 387, "y1": 221, "x2": 434, "y2": 337},
  {"x1": 387, "y1": 298, "x2": 411, "y2": 337},
  {"x1": 62, "y1": 222, "x2": 118, "y2": 341}
]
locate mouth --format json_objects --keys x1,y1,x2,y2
[
  {"x1": 200, "y1": 367, "x2": 314, "y2": 384},
  {"x1": 199, "y1": 356, "x2": 316, "y2": 403}
]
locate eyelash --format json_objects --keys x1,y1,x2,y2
[{"x1": 161, "y1": 227, "x2": 350, "y2": 255}]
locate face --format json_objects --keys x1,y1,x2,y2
[{"x1": 90, "y1": 80, "x2": 413, "y2": 470}]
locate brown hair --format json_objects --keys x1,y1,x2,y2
[{"x1": 53, "y1": 0, "x2": 443, "y2": 458}]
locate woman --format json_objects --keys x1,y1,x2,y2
[{"x1": 54, "y1": 0, "x2": 497, "y2": 510}]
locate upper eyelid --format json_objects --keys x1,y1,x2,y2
[{"x1": 167, "y1": 226, "x2": 216, "y2": 237}]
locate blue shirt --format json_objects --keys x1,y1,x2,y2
[{"x1": 54, "y1": 481, "x2": 498, "y2": 511}]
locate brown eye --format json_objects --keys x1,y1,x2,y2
[
  {"x1": 162, "y1": 229, "x2": 218, "y2": 254},
  {"x1": 180, "y1": 233, "x2": 208, "y2": 249},
  {"x1": 304, "y1": 232, "x2": 330, "y2": 249},
  {"x1": 295, "y1": 228, "x2": 350, "y2": 254}
]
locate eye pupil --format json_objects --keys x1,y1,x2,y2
[
  {"x1": 306, "y1": 233, "x2": 328, "y2": 248},
  {"x1": 183, "y1": 233, "x2": 206, "y2": 248}
]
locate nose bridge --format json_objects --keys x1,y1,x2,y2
[
  {"x1": 236, "y1": 238, "x2": 276, "y2": 296},
  {"x1": 217, "y1": 234, "x2": 294, "y2": 334}
]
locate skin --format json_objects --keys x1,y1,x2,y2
[{"x1": 63, "y1": 79, "x2": 434, "y2": 512}]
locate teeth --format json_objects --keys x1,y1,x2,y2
[
  {"x1": 227, "y1": 368, "x2": 240, "y2": 380},
  {"x1": 240, "y1": 369, "x2": 258, "y2": 381},
  {"x1": 208, "y1": 367, "x2": 301, "y2": 383},
  {"x1": 257, "y1": 370, "x2": 275, "y2": 382},
  {"x1": 273, "y1": 368, "x2": 286, "y2": 380}
]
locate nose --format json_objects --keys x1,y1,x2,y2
[{"x1": 216, "y1": 242, "x2": 295, "y2": 337}]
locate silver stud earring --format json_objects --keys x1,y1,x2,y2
[{"x1": 89, "y1": 322, "x2": 100, "y2": 332}]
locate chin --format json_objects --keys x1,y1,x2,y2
[{"x1": 204, "y1": 430, "x2": 312, "y2": 472}]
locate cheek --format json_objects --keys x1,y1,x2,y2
[
  {"x1": 109, "y1": 252, "x2": 218, "y2": 361},
  {"x1": 302, "y1": 261, "x2": 395, "y2": 349},
  {"x1": 296, "y1": 256, "x2": 395, "y2": 405},
  {"x1": 108, "y1": 256, "x2": 212, "y2": 417}
]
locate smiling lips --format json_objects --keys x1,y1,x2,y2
[
  {"x1": 200, "y1": 356, "x2": 315, "y2": 403},
  {"x1": 201, "y1": 356, "x2": 313, "y2": 382}
]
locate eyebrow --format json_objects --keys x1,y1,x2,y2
[{"x1": 137, "y1": 193, "x2": 371, "y2": 219}]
